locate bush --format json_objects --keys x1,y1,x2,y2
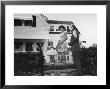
[
  {"x1": 80, "y1": 45, "x2": 97, "y2": 75},
  {"x1": 14, "y1": 52, "x2": 43, "y2": 76}
]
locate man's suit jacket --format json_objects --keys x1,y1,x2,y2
[{"x1": 69, "y1": 31, "x2": 80, "y2": 51}]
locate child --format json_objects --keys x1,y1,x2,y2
[{"x1": 47, "y1": 41, "x2": 57, "y2": 64}]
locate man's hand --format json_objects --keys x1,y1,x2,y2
[{"x1": 68, "y1": 42, "x2": 72, "y2": 46}]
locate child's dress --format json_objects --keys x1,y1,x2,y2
[{"x1": 47, "y1": 46, "x2": 57, "y2": 64}]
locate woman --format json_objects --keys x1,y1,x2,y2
[{"x1": 56, "y1": 25, "x2": 68, "y2": 63}]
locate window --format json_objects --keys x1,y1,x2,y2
[
  {"x1": 14, "y1": 19, "x2": 22, "y2": 26},
  {"x1": 50, "y1": 26, "x2": 54, "y2": 31},
  {"x1": 32, "y1": 15, "x2": 36, "y2": 27},
  {"x1": 36, "y1": 42, "x2": 44, "y2": 51},
  {"x1": 58, "y1": 56, "x2": 61, "y2": 61},
  {"x1": 25, "y1": 42, "x2": 33, "y2": 51},
  {"x1": 14, "y1": 18, "x2": 35, "y2": 27},
  {"x1": 40, "y1": 42, "x2": 44, "y2": 47},
  {"x1": 56, "y1": 29, "x2": 59, "y2": 31},
  {"x1": 24, "y1": 20, "x2": 33, "y2": 26},
  {"x1": 67, "y1": 56, "x2": 69, "y2": 61},
  {"x1": 14, "y1": 42, "x2": 23, "y2": 51},
  {"x1": 36, "y1": 43, "x2": 40, "y2": 51}
]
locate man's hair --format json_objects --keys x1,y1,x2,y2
[{"x1": 72, "y1": 25, "x2": 80, "y2": 35}]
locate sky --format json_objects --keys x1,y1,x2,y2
[
  {"x1": 14, "y1": 14, "x2": 97, "y2": 47},
  {"x1": 44, "y1": 14, "x2": 97, "y2": 47}
]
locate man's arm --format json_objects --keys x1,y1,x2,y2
[{"x1": 70, "y1": 35, "x2": 79, "y2": 45}]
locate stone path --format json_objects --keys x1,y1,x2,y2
[{"x1": 44, "y1": 68, "x2": 76, "y2": 76}]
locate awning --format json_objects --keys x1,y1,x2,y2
[{"x1": 14, "y1": 26, "x2": 49, "y2": 39}]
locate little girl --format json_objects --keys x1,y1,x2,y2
[{"x1": 47, "y1": 41, "x2": 57, "y2": 64}]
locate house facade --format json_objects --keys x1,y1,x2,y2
[
  {"x1": 46, "y1": 20, "x2": 74, "y2": 64},
  {"x1": 14, "y1": 14, "x2": 74, "y2": 64}
]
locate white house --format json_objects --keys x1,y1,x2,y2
[
  {"x1": 14, "y1": 14, "x2": 74, "y2": 64},
  {"x1": 14, "y1": 14, "x2": 50, "y2": 56}
]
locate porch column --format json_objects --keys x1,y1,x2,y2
[
  {"x1": 32, "y1": 41, "x2": 36, "y2": 52},
  {"x1": 22, "y1": 41, "x2": 26, "y2": 52}
]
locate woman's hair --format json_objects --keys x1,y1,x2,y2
[{"x1": 59, "y1": 25, "x2": 66, "y2": 31}]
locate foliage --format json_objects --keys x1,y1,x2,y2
[
  {"x1": 14, "y1": 43, "x2": 97, "y2": 76},
  {"x1": 14, "y1": 52, "x2": 44, "y2": 76},
  {"x1": 80, "y1": 43, "x2": 97, "y2": 75}
]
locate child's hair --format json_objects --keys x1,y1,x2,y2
[{"x1": 48, "y1": 41, "x2": 53, "y2": 46}]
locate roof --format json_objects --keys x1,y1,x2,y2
[
  {"x1": 14, "y1": 14, "x2": 50, "y2": 39},
  {"x1": 47, "y1": 20, "x2": 74, "y2": 25}
]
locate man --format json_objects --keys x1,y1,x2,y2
[{"x1": 68, "y1": 24, "x2": 82, "y2": 76}]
